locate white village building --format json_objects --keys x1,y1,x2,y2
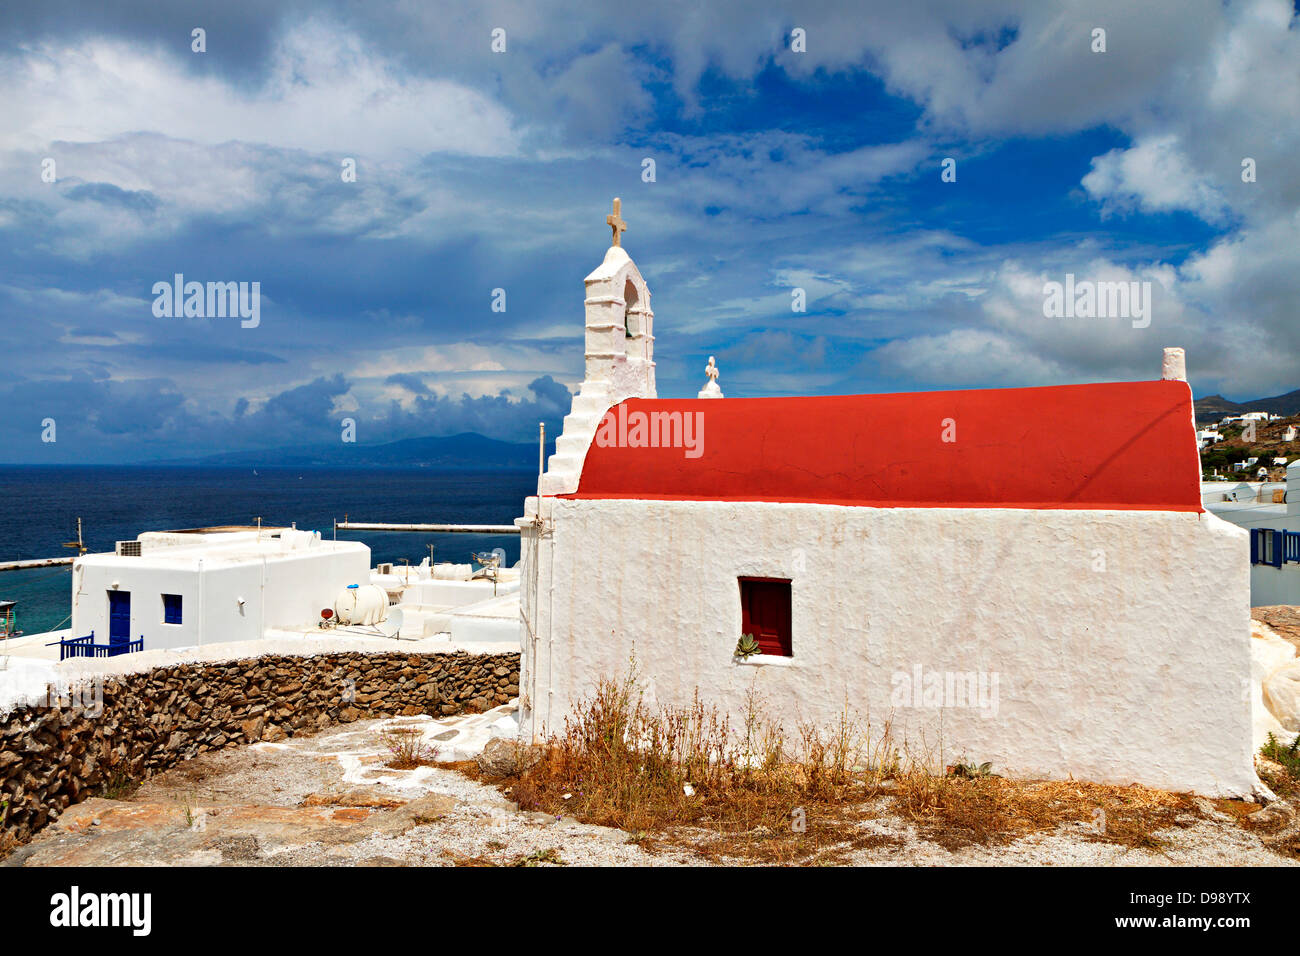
[
  {"x1": 1204, "y1": 461, "x2": 1300, "y2": 606},
  {"x1": 71, "y1": 527, "x2": 370, "y2": 652},
  {"x1": 517, "y1": 201, "x2": 1259, "y2": 797},
  {"x1": 61, "y1": 524, "x2": 523, "y2": 657},
  {"x1": 372, "y1": 561, "x2": 522, "y2": 644}
]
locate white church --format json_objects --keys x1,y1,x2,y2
[{"x1": 517, "y1": 199, "x2": 1260, "y2": 798}]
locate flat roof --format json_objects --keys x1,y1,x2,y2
[
  {"x1": 150, "y1": 526, "x2": 291, "y2": 534},
  {"x1": 75, "y1": 537, "x2": 367, "y2": 570},
  {"x1": 1207, "y1": 501, "x2": 1286, "y2": 515}
]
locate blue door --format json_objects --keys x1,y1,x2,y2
[{"x1": 108, "y1": 590, "x2": 131, "y2": 646}]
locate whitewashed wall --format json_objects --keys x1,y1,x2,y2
[
  {"x1": 520, "y1": 497, "x2": 1256, "y2": 797},
  {"x1": 1249, "y1": 564, "x2": 1300, "y2": 607}
]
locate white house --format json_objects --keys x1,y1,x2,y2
[
  {"x1": 516, "y1": 207, "x2": 1257, "y2": 798},
  {"x1": 71, "y1": 526, "x2": 370, "y2": 652},
  {"x1": 1284, "y1": 426, "x2": 1297, "y2": 442},
  {"x1": 1206, "y1": 461, "x2": 1300, "y2": 607}
]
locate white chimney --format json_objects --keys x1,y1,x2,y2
[{"x1": 1161, "y1": 347, "x2": 1187, "y2": 382}]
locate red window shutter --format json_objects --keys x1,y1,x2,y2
[{"x1": 739, "y1": 578, "x2": 792, "y2": 656}]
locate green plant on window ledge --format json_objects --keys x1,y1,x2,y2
[{"x1": 735, "y1": 633, "x2": 762, "y2": 659}]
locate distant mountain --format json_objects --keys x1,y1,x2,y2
[
  {"x1": 152, "y1": 432, "x2": 554, "y2": 470},
  {"x1": 1194, "y1": 389, "x2": 1300, "y2": 423}
]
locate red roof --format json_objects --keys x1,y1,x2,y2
[{"x1": 565, "y1": 380, "x2": 1203, "y2": 511}]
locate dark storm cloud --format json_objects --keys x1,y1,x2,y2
[
  {"x1": 521, "y1": 374, "x2": 573, "y2": 411},
  {"x1": 386, "y1": 373, "x2": 432, "y2": 396},
  {"x1": 0, "y1": 369, "x2": 574, "y2": 462},
  {"x1": 369, "y1": 375, "x2": 574, "y2": 444},
  {"x1": 64, "y1": 182, "x2": 161, "y2": 215},
  {"x1": 0, "y1": 0, "x2": 290, "y2": 80}
]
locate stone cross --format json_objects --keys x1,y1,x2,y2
[{"x1": 606, "y1": 197, "x2": 627, "y2": 247}]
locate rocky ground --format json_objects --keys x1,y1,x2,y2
[
  {"x1": 1254, "y1": 605, "x2": 1300, "y2": 653},
  {"x1": 2, "y1": 710, "x2": 693, "y2": 867},
  {"x1": 4, "y1": 709, "x2": 1296, "y2": 867}
]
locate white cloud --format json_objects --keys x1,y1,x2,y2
[
  {"x1": 351, "y1": 343, "x2": 512, "y2": 379},
  {"x1": 1082, "y1": 136, "x2": 1230, "y2": 221},
  {"x1": 875, "y1": 328, "x2": 1064, "y2": 387},
  {"x1": 0, "y1": 20, "x2": 521, "y2": 159}
]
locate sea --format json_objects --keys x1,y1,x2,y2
[{"x1": 0, "y1": 465, "x2": 538, "y2": 636}]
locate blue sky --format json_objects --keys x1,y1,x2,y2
[{"x1": 1, "y1": 0, "x2": 1298, "y2": 462}]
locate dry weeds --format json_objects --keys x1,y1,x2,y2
[
  {"x1": 381, "y1": 726, "x2": 439, "y2": 770},
  {"x1": 459, "y1": 667, "x2": 1239, "y2": 864},
  {"x1": 894, "y1": 772, "x2": 1201, "y2": 851}
]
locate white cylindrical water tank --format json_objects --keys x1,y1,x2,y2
[{"x1": 334, "y1": 583, "x2": 389, "y2": 625}]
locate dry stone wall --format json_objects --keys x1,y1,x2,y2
[{"x1": 0, "y1": 650, "x2": 519, "y2": 844}]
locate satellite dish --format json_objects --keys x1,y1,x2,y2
[{"x1": 376, "y1": 606, "x2": 403, "y2": 639}]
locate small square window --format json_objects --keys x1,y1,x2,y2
[
  {"x1": 162, "y1": 593, "x2": 183, "y2": 625},
  {"x1": 739, "y1": 577, "x2": 792, "y2": 657}
]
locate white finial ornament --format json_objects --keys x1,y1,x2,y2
[{"x1": 699, "y1": 355, "x2": 723, "y2": 398}]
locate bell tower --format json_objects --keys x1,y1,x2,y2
[{"x1": 538, "y1": 198, "x2": 656, "y2": 496}]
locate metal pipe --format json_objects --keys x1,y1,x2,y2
[{"x1": 334, "y1": 522, "x2": 520, "y2": 534}]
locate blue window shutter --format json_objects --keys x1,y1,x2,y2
[
  {"x1": 1251, "y1": 529, "x2": 1259, "y2": 565},
  {"x1": 1274, "y1": 530, "x2": 1285, "y2": 569}
]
